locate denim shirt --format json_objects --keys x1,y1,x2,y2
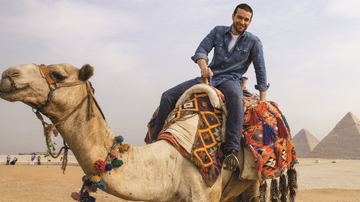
[{"x1": 191, "y1": 26, "x2": 269, "y2": 91}]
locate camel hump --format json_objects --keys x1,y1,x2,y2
[{"x1": 175, "y1": 83, "x2": 224, "y2": 110}]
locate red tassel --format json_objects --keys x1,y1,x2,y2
[
  {"x1": 276, "y1": 116, "x2": 288, "y2": 139},
  {"x1": 256, "y1": 156, "x2": 264, "y2": 173},
  {"x1": 248, "y1": 107, "x2": 259, "y2": 126},
  {"x1": 245, "y1": 133, "x2": 252, "y2": 146}
]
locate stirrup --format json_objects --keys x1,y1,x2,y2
[{"x1": 224, "y1": 153, "x2": 239, "y2": 171}]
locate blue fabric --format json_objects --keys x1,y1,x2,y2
[
  {"x1": 216, "y1": 80, "x2": 244, "y2": 151},
  {"x1": 191, "y1": 25, "x2": 269, "y2": 91}
]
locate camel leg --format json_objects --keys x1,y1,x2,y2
[
  {"x1": 240, "y1": 180, "x2": 260, "y2": 202},
  {"x1": 220, "y1": 177, "x2": 256, "y2": 201}
]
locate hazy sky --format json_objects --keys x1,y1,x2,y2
[{"x1": 1, "y1": 0, "x2": 360, "y2": 155}]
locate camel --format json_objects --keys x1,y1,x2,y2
[{"x1": 0, "y1": 63, "x2": 261, "y2": 202}]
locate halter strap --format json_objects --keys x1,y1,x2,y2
[{"x1": 39, "y1": 64, "x2": 55, "y2": 86}]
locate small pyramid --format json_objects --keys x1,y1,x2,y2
[
  {"x1": 308, "y1": 112, "x2": 360, "y2": 159},
  {"x1": 292, "y1": 129, "x2": 319, "y2": 158}
]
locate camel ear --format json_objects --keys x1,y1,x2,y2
[{"x1": 79, "y1": 64, "x2": 94, "y2": 81}]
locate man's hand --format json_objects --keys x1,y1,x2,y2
[
  {"x1": 201, "y1": 67, "x2": 213, "y2": 78},
  {"x1": 197, "y1": 59, "x2": 213, "y2": 78}
]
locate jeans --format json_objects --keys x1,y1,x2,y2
[{"x1": 151, "y1": 79, "x2": 244, "y2": 152}]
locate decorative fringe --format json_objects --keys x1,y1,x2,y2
[
  {"x1": 259, "y1": 181, "x2": 267, "y2": 202},
  {"x1": 92, "y1": 178, "x2": 106, "y2": 189},
  {"x1": 279, "y1": 174, "x2": 287, "y2": 202},
  {"x1": 90, "y1": 175, "x2": 101, "y2": 183},
  {"x1": 84, "y1": 186, "x2": 97, "y2": 193},
  {"x1": 269, "y1": 101, "x2": 282, "y2": 114},
  {"x1": 256, "y1": 156, "x2": 264, "y2": 173},
  {"x1": 112, "y1": 158, "x2": 124, "y2": 167},
  {"x1": 83, "y1": 179, "x2": 92, "y2": 187},
  {"x1": 110, "y1": 150, "x2": 119, "y2": 157},
  {"x1": 105, "y1": 163, "x2": 113, "y2": 171},
  {"x1": 71, "y1": 192, "x2": 81, "y2": 201},
  {"x1": 276, "y1": 116, "x2": 288, "y2": 139},
  {"x1": 245, "y1": 132, "x2": 252, "y2": 146},
  {"x1": 94, "y1": 159, "x2": 106, "y2": 174},
  {"x1": 115, "y1": 135, "x2": 124, "y2": 143},
  {"x1": 270, "y1": 178, "x2": 279, "y2": 202},
  {"x1": 286, "y1": 140, "x2": 294, "y2": 164},
  {"x1": 119, "y1": 143, "x2": 131, "y2": 153},
  {"x1": 248, "y1": 107, "x2": 260, "y2": 126},
  {"x1": 287, "y1": 167, "x2": 298, "y2": 202}
]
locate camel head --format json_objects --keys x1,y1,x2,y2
[{"x1": 0, "y1": 63, "x2": 94, "y2": 113}]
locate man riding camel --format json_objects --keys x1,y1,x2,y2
[{"x1": 151, "y1": 3, "x2": 269, "y2": 171}]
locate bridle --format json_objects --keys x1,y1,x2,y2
[{"x1": 33, "y1": 64, "x2": 105, "y2": 173}]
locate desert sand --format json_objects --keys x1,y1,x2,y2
[{"x1": 1, "y1": 157, "x2": 360, "y2": 201}]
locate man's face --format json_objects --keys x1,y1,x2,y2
[{"x1": 231, "y1": 8, "x2": 252, "y2": 35}]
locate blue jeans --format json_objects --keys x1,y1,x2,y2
[{"x1": 151, "y1": 79, "x2": 244, "y2": 152}]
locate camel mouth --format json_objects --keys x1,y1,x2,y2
[{"x1": 0, "y1": 78, "x2": 30, "y2": 101}]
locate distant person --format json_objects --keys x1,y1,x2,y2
[
  {"x1": 6, "y1": 154, "x2": 10, "y2": 165},
  {"x1": 37, "y1": 156, "x2": 41, "y2": 165},
  {"x1": 30, "y1": 153, "x2": 35, "y2": 165},
  {"x1": 10, "y1": 157, "x2": 18, "y2": 165}
]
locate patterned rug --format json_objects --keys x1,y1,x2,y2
[{"x1": 161, "y1": 92, "x2": 224, "y2": 187}]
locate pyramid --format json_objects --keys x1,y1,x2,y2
[
  {"x1": 307, "y1": 112, "x2": 360, "y2": 159},
  {"x1": 292, "y1": 129, "x2": 319, "y2": 158}
]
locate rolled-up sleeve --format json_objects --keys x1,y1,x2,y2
[
  {"x1": 251, "y1": 38, "x2": 270, "y2": 91},
  {"x1": 191, "y1": 27, "x2": 218, "y2": 64}
]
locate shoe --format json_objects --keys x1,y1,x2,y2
[{"x1": 224, "y1": 149, "x2": 239, "y2": 171}]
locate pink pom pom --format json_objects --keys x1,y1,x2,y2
[
  {"x1": 85, "y1": 186, "x2": 98, "y2": 193},
  {"x1": 110, "y1": 150, "x2": 119, "y2": 157},
  {"x1": 71, "y1": 192, "x2": 81, "y2": 201}
]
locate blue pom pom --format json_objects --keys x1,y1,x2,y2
[
  {"x1": 105, "y1": 163, "x2": 113, "y2": 171},
  {"x1": 92, "y1": 179, "x2": 106, "y2": 189},
  {"x1": 115, "y1": 136, "x2": 124, "y2": 143},
  {"x1": 86, "y1": 196, "x2": 96, "y2": 202}
]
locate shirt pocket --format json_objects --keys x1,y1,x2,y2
[
  {"x1": 214, "y1": 41, "x2": 224, "y2": 56},
  {"x1": 235, "y1": 46, "x2": 250, "y2": 61}
]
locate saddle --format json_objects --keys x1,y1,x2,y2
[{"x1": 145, "y1": 83, "x2": 298, "y2": 187}]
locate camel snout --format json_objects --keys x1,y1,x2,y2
[{"x1": 0, "y1": 77, "x2": 13, "y2": 93}]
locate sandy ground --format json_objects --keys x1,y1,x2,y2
[{"x1": 0, "y1": 157, "x2": 360, "y2": 201}]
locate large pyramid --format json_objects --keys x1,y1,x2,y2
[
  {"x1": 308, "y1": 112, "x2": 360, "y2": 159},
  {"x1": 292, "y1": 129, "x2": 319, "y2": 158}
]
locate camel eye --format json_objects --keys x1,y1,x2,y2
[
  {"x1": 52, "y1": 71, "x2": 68, "y2": 81},
  {"x1": 11, "y1": 72, "x2": 20, "y2": 77}
]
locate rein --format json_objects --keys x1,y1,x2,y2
[{"x1": 33, "y1": 64, "x2": 105, "y2": 173}]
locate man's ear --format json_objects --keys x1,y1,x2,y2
[{"x1": 79, "y1": 64, "x2": 94, "y2": 81}]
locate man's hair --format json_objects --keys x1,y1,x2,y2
[{"x1": 233, "y1": 3, "x2": 253, "y2": 19}]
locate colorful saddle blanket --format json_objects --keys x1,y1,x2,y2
[
  {"x1": 145, "y1": 86, "x2": 298, "y2": 186},
  {"x1": 242, "y1": 97, "x2": 298, "y2": 180}
]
